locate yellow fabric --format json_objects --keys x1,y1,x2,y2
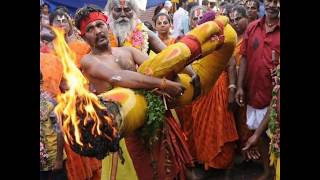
[
  {"x1": 187, "y1": 16, "x2": 228, "y2": 44},
  {"x1": 138, "y1": 42, "x2": 192, "y2": 77},
  {"x1": 98, "y1": 87, "x2": 147, "y2": 137},
  {"x1": 149, "y1": 50, "x2": 157, "y2": 59},
  {"x1": 192, "y1": 24, "x2": 237, "y2": 95},
  {"x1": 101, "y1": 139, "x2": 138, "y2": 180}
]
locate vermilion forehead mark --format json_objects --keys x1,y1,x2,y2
[
  {"x1": 119, "y1": 0, "x2": 126, "y2": 8},
  {"x1": 159, "y1": 15, "x2": 167, "y2": 23}
]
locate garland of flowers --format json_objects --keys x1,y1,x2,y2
[
  {"x1": 122, "y1": 20, "x2": 149, "y2": 54},
  {"x1": 268, "y1": 64, "x2": 280, "y2": 158},
  {"x1": 135, "y1": 90, "x2": 166, "y2": 148}
]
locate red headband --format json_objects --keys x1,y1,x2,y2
[{"x1": 80, "y1": 12, "x2": 108, "y2": 36}]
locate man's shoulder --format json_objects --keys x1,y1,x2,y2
[
  {"x1": 245, "y1": 19, "x2": 262, "y2": 36},
  {"x1": 81, "y1": 54, "x2": 95, "y2": 67}
]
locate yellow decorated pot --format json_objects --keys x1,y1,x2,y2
[{"x1": 98, "y1": 87, "x2": 147, "y2": 137}]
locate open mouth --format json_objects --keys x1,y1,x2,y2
[{"x1": 96, "y1": 35, "x2": 107, "y2": 43}]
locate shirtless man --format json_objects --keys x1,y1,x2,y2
[{"x1": 74, "y1": 5, "x2": 184, "y2": 97}]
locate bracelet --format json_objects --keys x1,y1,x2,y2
[
  {"x1": 160, "y1": 78, "x2": 167, "y2": 90},
  {"x1": 228, "y1": 84, "x2": 236, "y2": 89}
]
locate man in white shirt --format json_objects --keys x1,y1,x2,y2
[
  {"x1": 160, "y1": 0, "x2": 172, "y2": 14},
  {"x1": 172, "y1": 0, "x2": 189, "y2": 38}
]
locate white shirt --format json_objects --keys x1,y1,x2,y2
[{"x1": 172, "y1": 7, "x2": 189, "y2": 38}]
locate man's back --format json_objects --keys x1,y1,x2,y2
[{"x1": 172, "y1": 8, "x2": 189, "y2": 38}]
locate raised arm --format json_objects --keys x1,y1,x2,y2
[{"x1": 147, "y1": 30, "x2": 166, "y2": 53}]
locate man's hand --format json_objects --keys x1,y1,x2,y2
[
  {"x1": 228, "y1": 88, "x2": 237, "y2": 112},
  {"x1": 52, "y1": 159, "x2": 63, "y2": 171},
  {"x1": 242, "y1": 134, "x2": 261, "y2": 160},
  {"x1": 163, "y1": 79, "x2": 185, "y2": 98},
  {"x1": 190, "y1": 74, "x2": 201, "y2": 99},
  {"x1": 235, "y1": 87, "x2": 245, "y2": 107}
]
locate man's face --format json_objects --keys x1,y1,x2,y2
[
  {"x1": 83, "y1": 20, "x2": 109, "y2": 49},
  {"x1": 246, "y1": 1, "x2": 259, "y2": 20},
  {"x1": 155, "y1": 15, "x2": 171, "y2": 34},
  {"x1": 219, "y1": 7, "x2": 230, "y2": 18},
  {"x1": 190, "y1": 8, "x2": 204, "y2": 29},
  {"x1": 111, "y1": 0, "x2": 134, "y2": 23},
  {"x1": 209, "y1": 2, "x2": 216, "y2": 9},
  {"x1": 42, "y1": 5, "x2": 49, "y2": 14},
  {"x1": 264, "y1": 0, "x2": 280, "y2": 19},
  {"x1": 52, "y1": 15, "x2": 71, "y2": 35},
  {"x1": 230, "y1": 10, "x2": 248, "y2": 34}
]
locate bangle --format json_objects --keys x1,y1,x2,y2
[
  {"x1": 160, "y1": 78, "x2": 167, "y2": 90},
  {"x1": 228, "y1": 84, "x2": 236, "y2": 89}
]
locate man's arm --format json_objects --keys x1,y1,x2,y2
[
  {"x1": 235, "y1": 56, "x2": 247, "y2": 106},
  {"x1": 81, "y1": 56, "x2": 184, "y2": 97},
  {"x1": 228, "y1": 56, "x2": 237, "y2": 111},
  {"x1": 147, "y1": 30, "x2": 166, "y2": 53},
  {"x1": 242, "y1": 106, "x2": 271, "y2": 159},
  {"x1": 182, "y1": 65, "x2": 201, "y2": 99}
]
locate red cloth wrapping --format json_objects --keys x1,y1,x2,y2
[
  {"x1": 178, "y1": 35, "x2": 202, "y2": 64},
  {"x1": 80, "y1": 12, "x2": 108, "y2": 36}
]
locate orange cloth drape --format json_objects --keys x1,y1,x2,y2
[
  {"x1": 191, "y1": 71, "x2": 239, "y2": 170},
  {"x1": 68, "y1": 40, "x2": 91, "y2": 68},
  {"x1": 40, "y1": 52, "x2": 63, "y2": 97},
  {"x1": 65, "y1": 145, "x2": 102, "y2": 180}
]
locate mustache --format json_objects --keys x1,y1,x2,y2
[
  {"x1": 115, "y1": 17, "x2": 130, "y2": 23},
  {"x1": 265, "y1": 7, "x2": 279, "y2": 12}
]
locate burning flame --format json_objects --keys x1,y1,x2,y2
[{"x1": 52, "y1": 27, "x2": 117, "y2": 147}]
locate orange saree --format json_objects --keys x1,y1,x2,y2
[{"x1": 191, "y1": 71, "x2": 239, "y2": 170}]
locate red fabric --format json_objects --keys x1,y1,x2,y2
[
  {"x1": 240, "y1": 16, "x2": 280, "y2": 108},
  {"x1": 40, "y1": 44, "x2": 52, "y2": 53},
  {"x1": 178, "y1": 35, "x2": 202, "y2": 64},
  {"x1": 191, "y1": 71, "x2": 239, "y2": 169},
  {"x1": 175, "y1": 105, "x2": 197, "y2": 159},
  {"x1": 125, "y1": 112, "x2": 194, "y2": 180},
  {"x1": 80, "y1": 12, "x2": 108, "y2": 36}
]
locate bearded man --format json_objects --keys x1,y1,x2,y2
[{"x1": 104, "y1": 0, "x2": 166, "y2": 54}]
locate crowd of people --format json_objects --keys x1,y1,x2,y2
[{"x1": 40, "y1": 0, "x2": 280, "y2": 179}]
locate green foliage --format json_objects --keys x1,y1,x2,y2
[{"x1": 135, "y1": 90, "x2": 166, "y2": 148}]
